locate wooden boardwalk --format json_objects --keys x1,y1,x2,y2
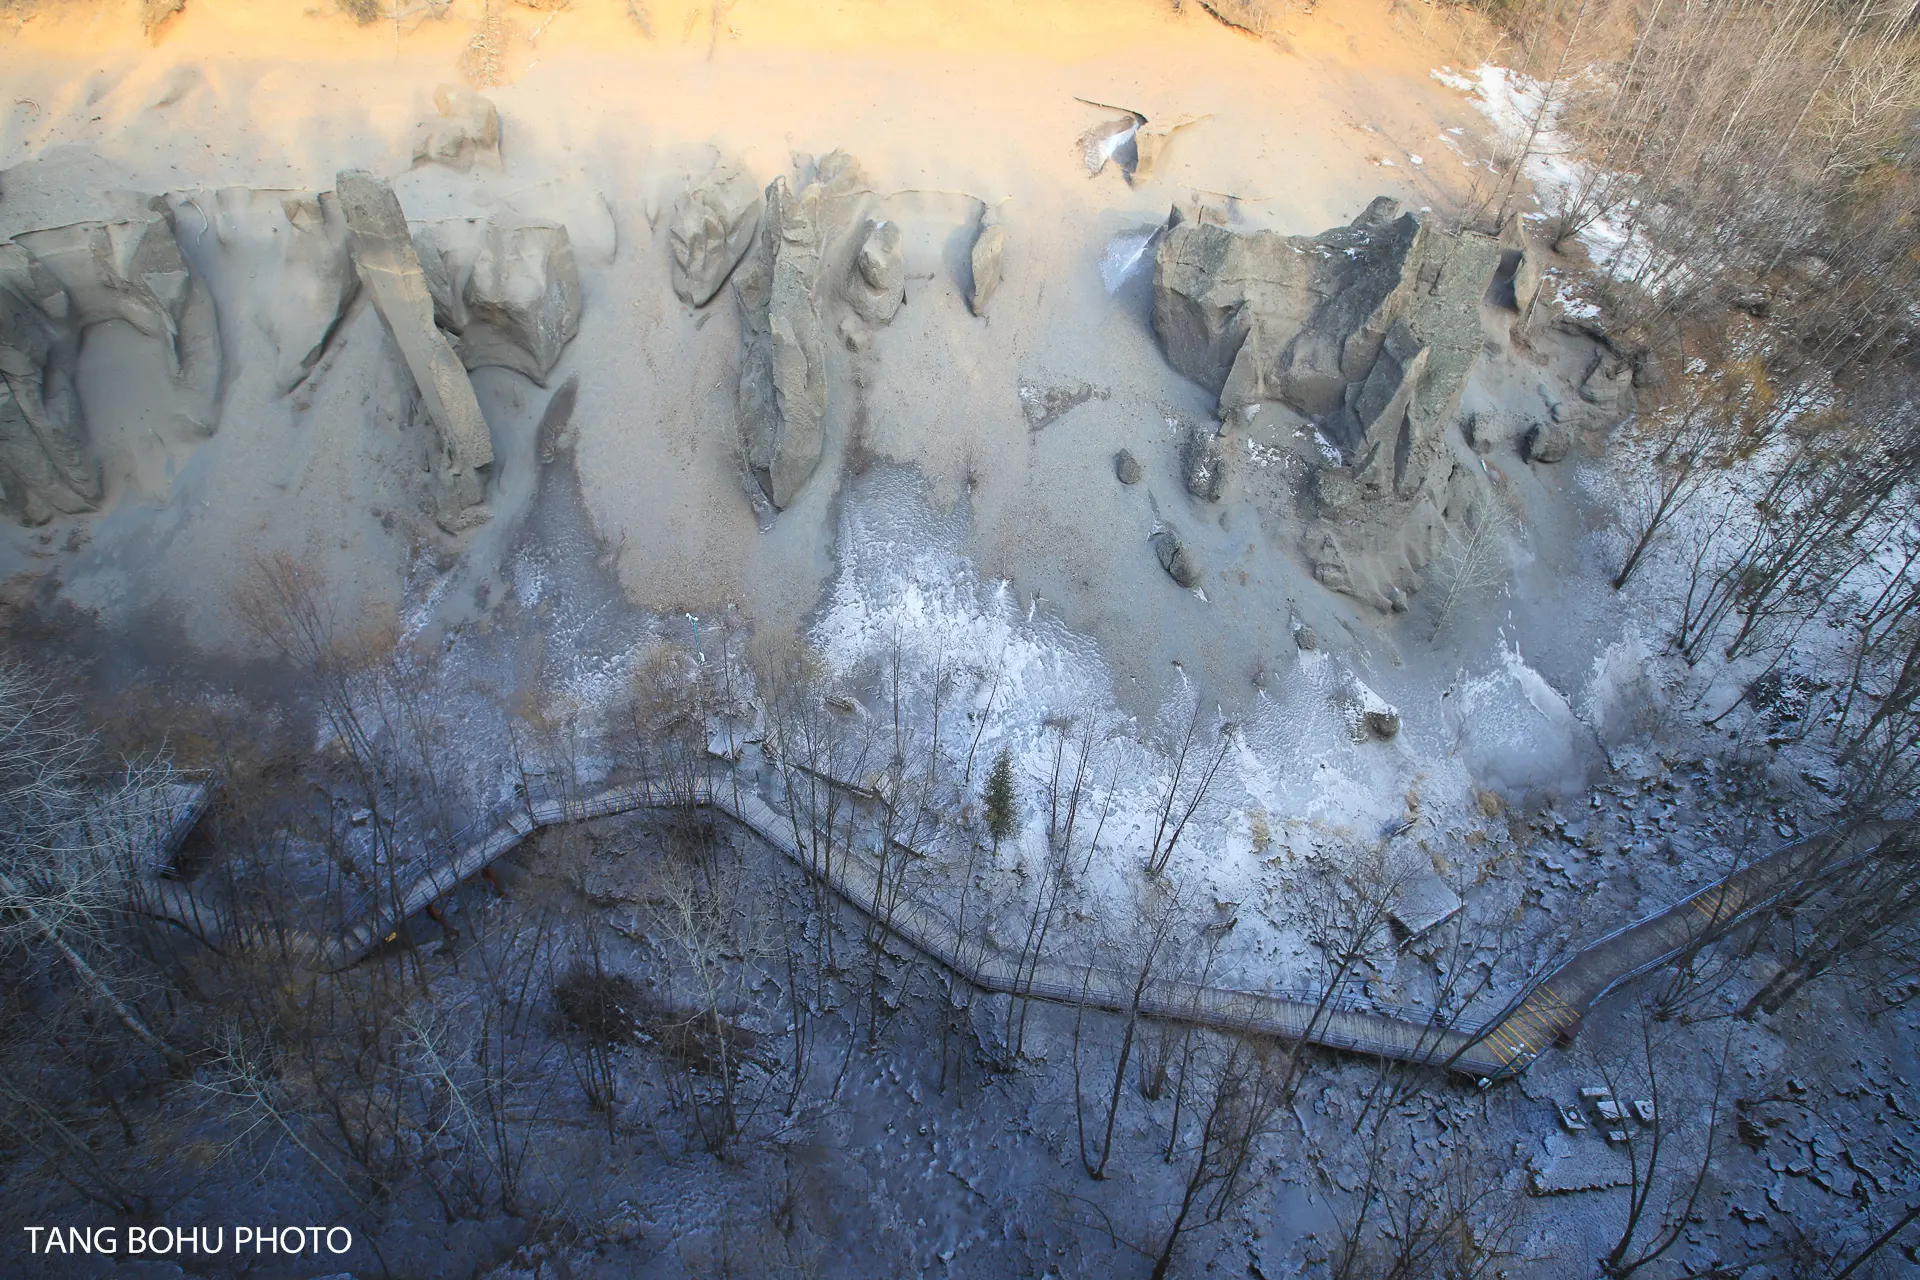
[{"x1": 131, "y1": 772, "x2": 1888, "y2": 1083}]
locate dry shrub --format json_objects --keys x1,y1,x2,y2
[
  {"x1": 336, "y1": 0, "x2": 382, "y2": 24},
  {"x1": 552, "y1": 965, "x2": 756, "y2": 1075},
  {"x1": 646, "y1": 1012, "x2": 758, "y2": 1077},
  {"x1": 631, "y1": 641, "x2": 701, "y2": 741},
  {"x1": 554, "y1": 965, "x2": 641, "y2": 1044}
]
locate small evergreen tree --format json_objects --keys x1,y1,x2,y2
[{"x1": 984, "y1": 747, "x2": 1018, "y2": 854}]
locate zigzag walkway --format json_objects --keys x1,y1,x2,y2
[{"x1": 133, "y1": 775, "x2": 1883, "y2": 1082}]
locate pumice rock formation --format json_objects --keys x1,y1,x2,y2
[
  {"x1": 732, "y1": 151, "x2": 871, "y2": 513},
  {"x1": 417, "y1": 220, "x2": 582, "y2": 385},
  {"x1": 335, "y1": 170, "x2": 493, "y2": 532},
  {"x1": 670, "y1": 159, "x2": 763, "y2": 308},
  {"x1": 843, "y1": 219, "x2": 904, "y2": 325},
  {"x1": 0, "y1": 203, "x2": 217, "y2": 523},
  {"x1": 968, "y1": 207, "x2": 1006, "y2": 316},
  {"x1": 1152, "y1": 196, "x2": 1505, "y2": 611},
  {"x1": 414, "y1": 85, "x2": 502, "y2": 173},
  {"x1": 206, "y1": 187, "x2": 359, "y2": 395},
  {"x1": 0, "y1": 247, "x2": 102, "y2": 523}
]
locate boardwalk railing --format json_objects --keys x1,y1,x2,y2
[{"x1": 129, "y1": 771, "x2": 1892, "y2": 1083}]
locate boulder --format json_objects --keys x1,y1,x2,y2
[
  {"x1": 1179, "y1": 419, "x2": 1226, "y2": 502},
  {"x1": 0, "y1": 248, "x2": 97, "y2": 522},
  {"x1": 968, "y1": 209, "x2": 1005, "y2": 316},
  {"x1": 1019, "y1": 381, "x2": 1100, "y2": 431},
  {"x1": 1293, "y1": 625, "x2": 1318, "y2": 651},
  {"x1": 335, "y1": 170, "x2": 493, "y2": 531},
  {"x1": 1366, "y1": 708, "x2": 1402, "y2": 739},
  {"x1": 1151, "y1": 529, "x2": 1200, "y2": 588},
  {"x1": 1523, "y1": 421, "x2": 1571, "y2": 464},
  {"x1": 670, "y1": 159, "x2": 763, "y2": 308},
  {"x1": 415, "y1": 218, "x2": 581, "y2": 386},
  {"x1": 456, "y1": 223, "x2": 581, "y2": 384},
  {"x1": 1114, "y1": 448, "x2": 1142, "y2": 484},
  {"x1": 1499, "y1": 214, "x2": 1546, "y2": 317},
  {"x1": 843, "y1": 218, "x2": 904, "y2": 325},
  {"x1": 414, "y1": 85, "x2": 501, "y2": 173},
  {"x1": 733, "y1": 152, "x2": 868, "y2": 511},
  {"x1": 1461, "y1": 410, "x2": 1497, "y2": 455},
  {"x1": 1154, "y1": 196, "x2": 1423, "y2": 418}
]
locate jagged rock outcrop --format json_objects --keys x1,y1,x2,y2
[
  {"x1": 843, "y1": 218, "x2": 904, "y2": 325},
  {"x1": 208, "y1": 187, "x2": 358, "y2": 394},
  {"x1": 335, "y1": 170, "x2": 493, "y2": 532},
  {"x1": 1152, "y1": 196, "x2": 1505, "y2": 611},
  {"x1": 0, "y1": 204, "x2": 216, "y2": 523},
  {"x1": 417, "y1": 220, "x2": 581, "y2": 386},
  {"x1": 968, "y1": 208, "x2": 1005, "y2": 317},
  {"x1": 414, "y1": 85, "x2": 501, "y2": 172},
  {"x1": 732, "y1": 151, "x2": 869, "y2": 512},
  {"x1": 670, "y1": 159, "x2": 762, "y2": 308}
]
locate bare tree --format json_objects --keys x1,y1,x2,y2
[
  {"x1": 1594, "y1": 1001, "x2": 1734, "y2": 1277},
  {"x1": 0, "y1": 660, "x2": 188, "y2": 1071},
  {"x1": 1429, "y1": 502, "x2": 1512, "y2": 640},
  {"x1": 1146, "y1": 701, "x2": 1235, "y2": 877},
  {"x1": 1147, "y1": 1032, "x2": 1288, "y2": 1280},
  {"x1": 1074, "y1": 877, "x2": 1189, "y2": 1180}
]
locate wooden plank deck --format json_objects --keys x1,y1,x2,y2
[{"x1": 130, "y1": 770, "x2": 1890, "y2": 1082}]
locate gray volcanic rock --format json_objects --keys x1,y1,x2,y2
[
  {"x1": 843, "y1": 218, "x2": 904, "y2": 325},
  {"x1": 15, "y1": 211, "x2": 198, "y2": 375},
  {"x1": 1114, "y1": 448, "x2": 1142, "y2": 484},
  {"x1": 733, "y1": 151, "x2": 868, "y2": 511},
  {"x1": 1154, "y1": 196, "x2": 1423, "y2": 419},
  {"x1": 463, "y1": 224, "x2": 580, "y2": 384},
  {"x1": 1152, "y1": 196, "x2": 1507, "y2": 612},
  {"x1": 416, "y1": 219, "x2": 581, "y2": 384},
  {"x1": 1580, "y1": 351, "x2": 1636, "y2": 417},
  {"x1": 670, "y1": 159, "x2": 762, "y2": 308},
  {"x1": 335, "y1": 170, "x2": 493, "y2": 531},
  {"x1": 0, "y1": 203, "x2": 218, "y2": 523},
  {"x1": 208, "y1": 187, "x2": 358, "y2": 395},
  {"x1": 0, "y1": 255, "x2": 98, "y2": 522},
  {"x1": 1499, "y1": 213, "x2": 1547, "y2": 318},
  {"x1": 414, "y1": 85, "x2": 501, "y2": 173},
  {"x1": 1523, "y1": 420, "x2": 1572, "y2": 464},
  {"x1": 1151, "y1": 529, "x2": 1200, "y2": 588},
  {"x1": 1179, "y1": 419, "x2": 1226, "y2": 502},
  {"x1": 968, "y1": 209, "x2": 1005, "y2": 317}
]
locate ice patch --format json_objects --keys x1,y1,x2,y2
[
  {"x1": 1099, "y1": 228, "x2": 1158, "y2": 294},
  {"x1": 1432, "y1": 63, "x2": 1665, "y2": 282},
  {"x1": 1451, "y1": 637, "x2": 1601, "y2": 807}
]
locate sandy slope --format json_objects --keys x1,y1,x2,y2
[{"x1": 0, "y1": 0, "x2": 1494, "y2": 692}]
